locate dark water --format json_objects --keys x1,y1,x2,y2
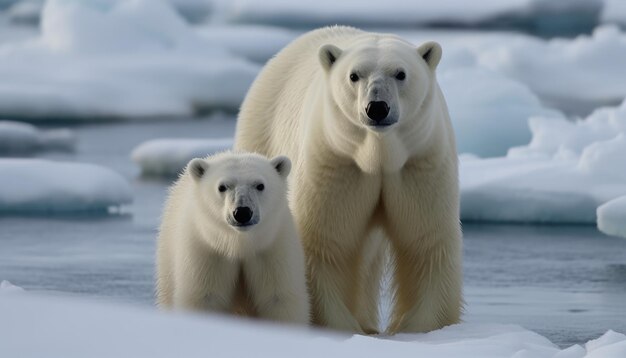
[{"x1": 1, "y1": 117, "x2": 625, "y2": 347}]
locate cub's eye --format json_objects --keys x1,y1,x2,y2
[
  {"x1": 218, "y1": 185, "x2": 227, "y2": 193},
  {"x1": 349, "y1": 73, "x2": 359, "y2": 82},
  {"x1": 395, "y1": 71, "x2": 406, "y2": 81},
  {"x1": 256, "y1": 184, "x2": 265, "y2": 191}
]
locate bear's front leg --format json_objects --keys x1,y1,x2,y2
[
  {"x1": 173, "y1": 248, "x2": 239, "y2": 313},
  {"x1": 305, "y1": 246, "x2": 365, "y2": 333},
  {"x1": 384, "y1": 160, "x2": 463, "y2": 334},
  {"x1": 387, "y1": 234, "x2": 462, "y2": 333}
]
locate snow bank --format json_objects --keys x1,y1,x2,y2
[
  {"x1": 0, "y1": 120, "x2": 75, "y2": 154},
  {"x1": 597, "y1": 196, "x2": 626, "y2": 238},
  {"x1": 0, "y1": 0, "x2": 258, "y2": 120},
  {"x1": 214, "y1": 0, "x2": 601, "y2": 36},
  {"x1": 477, "y1": 25, "x2": 626, "y2": 114},
  {"x1": 460, "y1": 101, "x2": 626, "y2": 224},
  {"x1": 131, "y1": 138, "x2": 232, "y2": 176},
  {"x1": 1, "y1": 292, "x2": 625, "y2": 358},
  {"x1": 0, "y1": 159, "x2": 132, "y2": 213}
]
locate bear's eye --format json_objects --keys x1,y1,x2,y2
[
  {"x1": 256, "y1": 183, "x2": 265, "y2": 191},
  {"x1": 218, "y1": 184, "x2": 227, "y2": 193},
  {"x1": 395, "y1": 71, "x2": 406, "y2": 81},
  {"x1": 349, "y1": 73, "x2": 359, "y2": 82}
]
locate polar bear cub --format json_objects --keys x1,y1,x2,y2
[{"x1": 156, "y1": 152, "x2": 309, "y2": 324}]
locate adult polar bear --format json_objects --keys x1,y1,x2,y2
[{"x1": 235, "y1": 26, "x2": 462, "y2": 334}]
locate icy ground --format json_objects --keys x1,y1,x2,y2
[{"x1": 1, "y1": 289, "x2": 625, "y2": 358}]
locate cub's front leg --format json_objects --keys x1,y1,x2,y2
[
  {"x1": 243, "y1": 236, "x2": 310, "y2": 324},
  {"x1": 173, "y1": 246, "x2": 239, "y2": 313}
]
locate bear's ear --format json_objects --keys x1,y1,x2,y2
[
  {"x1": 270, "y1": 155, "x2": 291, "y2": 179},
  {"x1": 188, "y1": 158, "x2": 209, "y2": 180},
  {"x1": 417, "y1": 41, "x2": 442, "y2": 70},
  {"x1": 318, "y1": 44, "x2": 343, "y2": 72}
]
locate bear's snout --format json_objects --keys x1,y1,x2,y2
[
  {"x1": 233, "y1": 206, "x2": 253, "y2": 225},
  {"x1": 366, "y1": 101, "x2": 390, "y2": 123}
]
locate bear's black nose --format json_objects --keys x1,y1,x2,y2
[
  {"x1": 366, "y1": 101, "x2": 390, "y2": 123},
  {"x1": 233, "y1": 207, "x2": 253, "y2": 224}
]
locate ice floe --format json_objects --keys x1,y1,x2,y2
[
  {"x1": 0, "y1": 120, "x2": 75, "y2": 155},
  {"x1": 0, "y1": 159, "x2": 132, "y2": 213},
  {"x1": 460, "y1": 100, "x2": 626, "y2": 224}
]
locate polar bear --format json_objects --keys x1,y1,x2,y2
[
  {"x1": 235, "y1": 26, "x2": 462, "y2": 334},
  {"x1": 156, "y1": 152, "x2": 309, "y2": 325}
]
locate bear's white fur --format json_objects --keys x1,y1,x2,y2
[
  {"x1": 235, "y1": 26, "x2": 462, "y2": 334},
  {"x1": 156, "y1": 152, "x2": 310, "y2": 325}
]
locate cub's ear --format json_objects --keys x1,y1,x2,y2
[
  {"x1": 188, "y1": 158, "x2": 209, "y2": 180},
  {"x1": 270, "y1": 155, "x2": 291, "y2": 179},
  {"x1": 318, "y1": 44, "x2": 343, "y2": 72},
  {"x1": 417, "y1": 41, "x2": 442, "y2": 70}
]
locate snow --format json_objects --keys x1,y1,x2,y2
[
  {"x1": 131, "y1": 138, "x2": 233, "y2": 176},
  {"x1": 0, "y1": 159, "x2": 132, "y2": 213},
  {"x1": 0, "y1": 292, "x2": 625, "y2": 358},
  {"x1": 597, "y1": 196, "x2": 626, "y2": 238},
  {"x1": 0, "y1": 120, "x2": 75, "y2": 154},
  {"x1": 460, "y1": 100, "x2": 626, "y2": 224},
  {"x1": 213, "y1": 0, "x2": 601, "y2": 36},
  {"x1": 0, "y1": 0, "x2": 259, "y2": 120}
]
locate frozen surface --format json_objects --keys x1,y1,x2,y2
[
  {"x1": 0, "y1": 292, "x2": 625, "y2": 358},
  {"x1": 0, "y1": 159, "x2": 132, "y2": 213},
  {"x1": 597, "y1": 196, "x2": 626, "y2": 238},
  {"x1": 460, "y1": 101, "x2": 626, "y2": 223},
  {"x1": 131, "y1": 137, "x2": 232, "y2": 176},
  {"x1": 214, "y1": 0, "x2": 601, "y2": 36},
  {"x1": 0, "y1": 0, "x2": 258, "y2": 120},
  {"x1": 0, "y1": 120, "x2": 75, "y2": 154}
]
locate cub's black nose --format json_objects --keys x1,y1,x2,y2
[
  {"x1": 366, "y1": 101, "x2": 390, "y2": 122},
  {"x1": 233, "y1": 207, "x2": 253, "y2": 224}
]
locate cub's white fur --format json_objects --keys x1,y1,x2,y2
[
  {"x1": 235, "y1": 26, "x2": 462, "y2": 334},
  {"x1": 156, "y1": 152, "x2": 309, "y2": 324}
]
